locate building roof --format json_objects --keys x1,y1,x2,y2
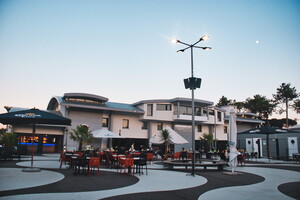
[
  {"x1": 64, "y1": 93, "x2": 109, "y2": 102},
  {"x1": 132, "y1": 97, "x2": 214, "y2": 107},
  {"x1": 47, "y1": 94, "x2": 144, "y2": 114}
]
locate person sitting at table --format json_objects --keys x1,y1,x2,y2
[
  {"x1": 162, "y1": 147, "x2": 174, "y2": 160},
  {"x1": 180, "y1": 147, "x2": 187, "y2": 160},
  {"x1": 129, "y1": 143, "x2": 135, "y2": 152}
]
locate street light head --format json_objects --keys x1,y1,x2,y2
[
  {"x1": 177, "y1": 49, "x2": 185, "y2": 53},
  {"x1": 200, "y1": 35, "x2": 209, "y2": 41},
  {"x1": 202, "y1": 47, "x2": 212, "y2": 50},
  {"x1": 170, "y1": 38, "x2": 179, "y2": 43}
]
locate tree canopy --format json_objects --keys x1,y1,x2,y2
[
  {"x1": 69, "y1": 125, "x2": 94, "y2": 151},
  {"x1": 273, "y1": 83, "x2": 299, "y2": 127},
  {"x1": 160, "y1": 129, "x2": 171, "y2": 154},
  {"x1": 216, "y1": 82, "x2": 299, "y2": 127},
  {"x1": 244, "y1": 94, "x2": 276, "y2": 120}
]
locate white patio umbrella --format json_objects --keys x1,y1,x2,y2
[
  {"x1": 91, "y1": 129, "x2": 123, "y2": 138},
  {"x1": 150, "y1": 126, "x2": 188, "y2": 144},
  {"x1": 228, "y1": 109, "x2": 238, "y2": 173},
  {"x1": 91, "y1": 129, "x2": 123, "y2": 150}
]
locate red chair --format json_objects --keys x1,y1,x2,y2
[
  {"x1": 116, "y1": 155, "x2": 126, "y2": 173},
  {"x1": 120, "y1": 158, "x2": 134, "y2": 175},
  {"x1": 173, "y1": 152, "x2": 181, "y2": 160},
  {"x1": 59, "y1": 153, "x2": 71, "y2": 169},
  {"x1": 88, "y1": 157, "x2": 100, "y2": 176},
  {"x1": 188, "y1": 152, "x2": 192, "y2": 159},
  {"x1": 146, "y1": 153, "x2": 154, "y2": 164}
]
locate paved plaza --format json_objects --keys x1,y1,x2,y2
[{"x1": 0, "y1": 154, "x2": 299, "y2": 200}]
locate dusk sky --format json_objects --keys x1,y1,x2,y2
[{"x1": 0, "y1": 0, "x2": 299, "y2": 126}]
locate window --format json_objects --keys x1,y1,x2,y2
[
  {"x1": 157, "y1": 122, "x2": 163, "y2": 130},
  {"x1": 142, "y1": 122, "x2": 148, "y2": 130},
  {"x1": 217, "y1": 111, "x2": 222, "y2": 122},
  {"x1": 102, "y1": 118, "x2": 109, "y2": 127},
  {"x1": 174, "y1": 105, "x2": 202, "y2": 116},
  {"x1": 209, "y1": 125, "x2": 214, "y2": 134},
  {"x1": 197, "y1": 125, "x2": 202, "y2": 132},
  {"x1": 147, "y1": 104, "x2": 153, "y2": 116},
  {"x1": 122, "y1": 119, "x2": 129, "y2": 129},
  {"x1": 224, "y1": 126, "x2": 228, "y2": 134},
  {"x1": 209, "y1": 109, "x2": 215, "y2": 115},
  {"x1": 157, "y1": 104, "x2": 172, "y2": 111}
]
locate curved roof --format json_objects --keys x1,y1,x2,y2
[
  {"x1": 63, "y1": 93, "x2": 108, "y2": 102},
  {"x1": 132, "y1": 97, "x2": 213, "y2": 107},
  {"x1": 46, "y1": 93, "x2": 144, "y2": 114}
]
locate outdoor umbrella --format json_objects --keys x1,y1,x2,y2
[
  {"x1": 0, "y1": 108, "x2": 71, "y2": 172},
  {"x1": 91, "y1": 129, "x2": 123, "y2": 138},
  {"x1": 249, "y1": 126, "x2": 287, "y2": 159},
  {"x1": 228, "y1": 109, "x2": 238, "y2": 173},
  {"x1": 150, "y1": 126, "x2": 188, "y2": 144},
  {"x1": 91, "y1": 129, "x2": 123, "y2": 150}
]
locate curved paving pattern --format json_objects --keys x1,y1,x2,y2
[
  {"x1": 198, "y1": 167, "x2": 300, "y2": 200},
  {"x1": 0, "y1": 168, "x2": 207, "y2": 200},
  {"x1": 1, "y1": 157, "x2": 299, "y2": 200},
  {"x1": 0, "y1": 168, "x2": 64, "y2": 191}
]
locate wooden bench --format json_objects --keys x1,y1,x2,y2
[{"x1": 163, "y1": 159, "x2": 227, "y2": 171}]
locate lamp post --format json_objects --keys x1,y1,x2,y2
[{"x1": 171, "y1": 35, "x2": 211, "y2": 176}]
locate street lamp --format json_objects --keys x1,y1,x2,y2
[{"x1": 171, "y1": 35, "x2": 211, "y2": 176}]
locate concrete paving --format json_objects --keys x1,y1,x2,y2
[{"x1": 0, "y1": 154, "x2": 299, "y2": 200}]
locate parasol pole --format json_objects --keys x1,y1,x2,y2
[{"x1": 31, "y1": 124, "x2": 35, "y2": 168}]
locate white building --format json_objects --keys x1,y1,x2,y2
[{"x1": 4, "y1": 93, "x2": 264, "y2": 153}]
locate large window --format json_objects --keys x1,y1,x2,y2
[
  {"x1": 197, "y1": 125, "x2": 202, "y2": 132},
  {"x1": 174, "y1": 105, "x2": 202, "y2": 116},
  {"x1": 157, "y1": 122, "x2": 163, "y2": 130},
  {"x1": 102, "y1": 118, "x2": 109, "y2": 127},
  {"x1": 224, "y1": 126, "x2": 228, "y2": 134},
  {"x1": 147, "y1": 104, "x2": 153, "y2": 116},
  {"x1": 157, "y1": 104, "x2": 172, "y2": 111},
  {"x1": 122, "y1": 119, "x2": 129, "y2": 129},
  {"x1": 142, "y1": 122, "x2": 148, "y2": 130},
  {"x1": 217, "y1": 111, "x2": 222, "y2": 122}
]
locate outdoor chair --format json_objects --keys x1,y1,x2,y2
[
  {"x1": 146, "y1": 153, "x2": 154, "y2": 164},
  {"x1": 108, "y1": 153, "x2": 117, "y2": 168},
  {"x1": 116, "y1": 155, "x2": 126, "y2": 173},
  {"x1": 59, "y1": 153, "x2": 72, "y2": 169},
  {"x1": 135, "y1": 157, "x2": 148, "y2": 175},
  {"x1": 173, "y1": 152, "x2": 181, "y2": 160},
  {"x1": 88, "y1": 157, "x2": 100, "y2": 176},
  {"x1": 120, "y1": 158, "x2": 134, "y2": 175},
  {"x1": 73, "y1": 157, "x2": 89, "y2": 175}
]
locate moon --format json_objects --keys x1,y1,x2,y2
[{"x1": 256, "y1": 40, "x2": 259, "y2": 44}]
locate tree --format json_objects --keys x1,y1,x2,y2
[
  {"x1": 160, "y1": 129, "x2": 171, "y2": 155},
  {"x1": 269, "y1": 118, "x2": 297, "y2": 129},
  {"x1": 244, "y1": 94, "x2": 276, "y2": 121},
  {"x1": 69, "y1": 125, "x2": 94, "y2": 151},
  {"x1": 232, "y1": 101, "x2": 245, "y2": 112},
  {"x1": 216, "y1": 96, "x2": 233, "y2": 107},
  {"x1": 273, "y1": 83, "x2": 299, "y2": 128},
  {"x1": 293, "y1": 99, "x2": 300, "y2": 113},
  {"x1": 200, "y1": 133, "x2": 216, "y2": 152},
  {"x1": 0, "y1": 132, "x2": 17, "y2": 147}
]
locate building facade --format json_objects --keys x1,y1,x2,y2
[{"x1": 5, "y1": 93, "x2": 265, "y2": 153}]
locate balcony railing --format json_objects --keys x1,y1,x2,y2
[{"x1": 173, "y1": 114, "x2": 208, "y2": 122}]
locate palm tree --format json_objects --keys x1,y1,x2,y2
[
  {"x1": 200, "y1": 133, "x2": 215, "y2": 152},
  {"x1": 69, "y1": 125, "x2": 94, "y2": 151},
  {"x1": 160, "y1": 129, "x2": 171, "y2": 155}
]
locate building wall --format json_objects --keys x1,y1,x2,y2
[{"x1": 110, "y1": 113, "x2": 147, "y2": 139}]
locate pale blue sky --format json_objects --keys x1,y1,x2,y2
[{"x1": 0, "y1": 0, "x2": 299, "y2": 123}]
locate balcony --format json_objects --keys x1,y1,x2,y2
[{"x1": 173, "y1": 114, "x2": 208, "y2": 122}]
